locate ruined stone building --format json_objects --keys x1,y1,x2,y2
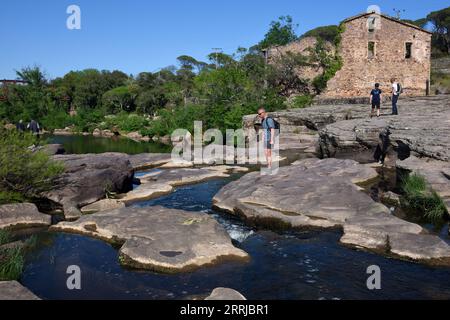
[{"x1": 266, "y1": 13, "x2": 432, "y2": 99}]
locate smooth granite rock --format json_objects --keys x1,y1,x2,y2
[
  {"x1": 0, "y1": 203, "x2": 51, "y2": 230},
  {"x1": 50, "y1": 206, "x2": 249, "y2": 273},
  {"x1": 213, "y1": 158, "x2": 450, "y2": 265},
  {"x1": 0, "y1": 281, "x2": 40, "y2": 300},
  {"x1": 316, "y1": 96, "x2": 450, "y2": 161},
  {"x1": 45, "y1": 153, "x2": 134, "y2": 220},
  {"x1": 80, "y1": 199, "x2": 125, "y2": 214},
  {"x1": 128, "y1": 153, "x2": 172, "y2": 171}
]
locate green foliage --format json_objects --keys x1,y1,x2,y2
[
  {"x1": 258, "y1": 16, "x2": 298, "y2": 49},
  {"x1": 0, "y1": 230, "x2": 11, "y2": 246},
  {"x1": 401, "y1": 174, "x2": 448, "y2": 223},
  {"x1": 301, "y1": 25, "x2": 340, "y2": 42},
  {"x1": 291, "y1": 95, "x2": 313, "y2": 108},
  {"x1": 0, "y1": 247, "x2": 24, "y2": 281},
  {"x1": 431, "y1": 70, "x2": 450, "y2": 93},
  {"x1": 102, "y1": 85, "x2": 139, "y2": 114},
  {"x1": 104, "y1": 113, "x2": 149, "y2": 133},
  {"x1": 41, "y1": 109, "x2": 72, "y2": 131},
  {"x1": 0, "y1": 129, "x2": 64, "y2": 204},
  {"x1": 311, "y1": 24, "x2": 345, "y2": 94},
  {"x1": 427, "y1": 6, "x2": 450, "y2": 56},
  {"x1": 401, "y1": 18, "x2": 428, "y2": 28},
  {"x1": 72, "y1": 108, "x2": 106, "y2": 132},
  {"x1": 267, "y1": 52, "x2": 311, "y2": 97}
]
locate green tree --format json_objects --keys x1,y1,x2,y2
[
  {"x1": 301, "y1": 25, "x2": 339, "y2": 42},
  {"x1": 102, "y1": 85, "x2": 139, "y2": 113},
  {"x1": 427, "y1": 7, "x2": 450, "y2": 55},
  {"x1": 258, "y1": 16, "x2": 298, "y2": 49},
  {"x1": 0, "y1": 128, "x2": 64, "y2": 204}
]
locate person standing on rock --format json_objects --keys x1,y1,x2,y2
[
  {"x1": 258, "y1": 107, "x2": 275, "y2": 169},
  {"x1": 370, "y1": 83, "x2": 383, "y2": 118},
  {"x1": 16, "y1": 120, "x2": 26, "y2": 133},
  {"x1": 391, "y1": 78, "x2": 400, "y2": 115},
  {"x1": 27, "y1": 119, "x2": 41, "y2": 138}
]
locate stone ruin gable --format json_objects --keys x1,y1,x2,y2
[
  {"x1": 322, "y1": 13, "x2": 432, "y2": 99},
  {"x1": 266, "y1": 36, "x2": 336, "y2": 81}
]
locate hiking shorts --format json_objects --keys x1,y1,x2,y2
[
  {"x1": 264, "y1": 141, "x2": 273, "y2": 150},
  {"x1": 372, "y1": 102, "x2": 381, "y2": 110}
]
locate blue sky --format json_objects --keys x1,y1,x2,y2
[{"x1": 0, "y1": 0, "x2": 448, "y2": 79}]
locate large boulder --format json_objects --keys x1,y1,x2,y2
[
  {"x1": 46, "y1": 153, "x2": 134, "y2": 220},
  {"x1": 213, "y1": 158, "x2": 450, "y2": 265},
  {"x1": 50, "y1": 206, "x2": 249, "y2": 273},
  {"x1": 0, "y1": 203, "x2": 51, "y2": 230},
  {"x1": 0, "y1": 281, "x2": 41, "y2": 300}
]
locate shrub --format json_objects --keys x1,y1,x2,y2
[
  {"x1": 400, "y1": 174, "x2": 448, "y2": 223},
  {"x1": 103, "y1": 113, "x2": 149, "y2": 133},
  {"x1": 291, "y1": 95, "x2": 313, "y2": 109},
  {"x1": 73, "y1": 108, "x2": 106, "y2": 132},
  {"x1": 0, "y1": 128, "x2": 64, "y2": 204},
  {"x1": 0, "y1": 247, "x2": 24, "y2": 281},
  {"x1": 41, "y1": 109, "x2": 72, "y2": 131}
]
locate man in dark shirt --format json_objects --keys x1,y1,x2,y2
[
  {"x1": 16, "y1": 120, "x2": 26, "y2": 132},
  {"x1": 370, "y1": 83, "x2": 383, "y2": 118}
]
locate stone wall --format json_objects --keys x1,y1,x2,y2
[{"x1": 322, "y1": 15, "x2": 432, "y2": 98}]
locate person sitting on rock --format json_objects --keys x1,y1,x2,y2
[
  {"x1": 373, "y1": 128, "x2": 391, "y2": 165},
  {"x1": 370, "y1": 83, "x2": 382, "y2": 118}
]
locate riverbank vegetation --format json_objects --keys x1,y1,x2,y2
[
  {"x1": 0, "y1": 7, "x2": 448, "y2": 137},
  {"x1": 400, "y1": 174, "x2": 448, "y2": 223},
  {"x1": 0, "y1": 230, "x2": 23, "y2": 281},
  {"x1": 0, "y1": 230, "x2": 39, "y2": 281},
  {"x1": 0, "y1": 128, "x2": 64, "y2": 205}
]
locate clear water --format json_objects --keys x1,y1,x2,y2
[
  {"x1": 21, "y1": 175, "x2": 450, "y2": 300},
  {"x1": 47, "y1": 135, "x2": 171, "y2": 155}
]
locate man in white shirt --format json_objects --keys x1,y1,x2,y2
[{"x1": 391, "y1": 78, "x2": 399, "y2": 115}]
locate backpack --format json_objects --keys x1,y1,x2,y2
[
  {"x1": 397, "y1": 83, "x2": 403, "y2": 95},
  {"x1": 264, "y1": 116, "x2": 281, "y2": 134}
]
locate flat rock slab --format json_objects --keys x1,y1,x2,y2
[
  {"x1": 214, "y1": 158, "x2": 382, "y2": 229},
  {"x1": 213, "y1": 158, "x2": 450, "y2": 265},
  {"x1": 0, "y1": 281, "x2": 40, "y2": 300},
  {"x1": 80, "y1": 199, "x2": 125, "y2": 214},
  {"x1": 46, "y1": 153, "x2": 134, "y2": 220},
  {"x1": 121, "y1": 166, "x2": 247, "y2": 204},
  {"x1": 50, "y1": 206, "x2": 249, "y2": 273},
  {"x1": 316, "y1": 96, "x2": 450, "y2": 161},
  {"x1": 0, "y1": 203, "x2": 51, "y2": 230},
  {"x1": 128, "y1": 153, "x2": 172, "y2": 170},
  {"x1": 205, "y1": 288, "x2": 247, "y2": 300}
]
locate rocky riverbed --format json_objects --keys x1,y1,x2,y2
[
  {"x1": 213, "y1": 158, "x2": 450, "y2": 265},
  {"x1": 1, "y1": 95, "x2": 449, "y2": 299}
]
